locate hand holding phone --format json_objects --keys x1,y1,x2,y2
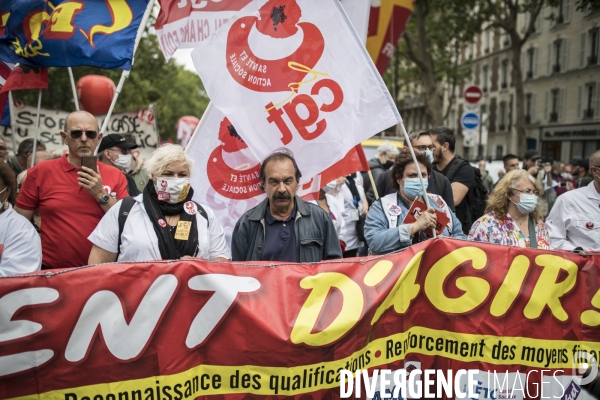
[{"x1": 81, "y1": 156, "x2": 98, "y2": 173}]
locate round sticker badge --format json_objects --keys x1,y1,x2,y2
[
  {"x1": 184, "y1": 201, "x2": 197, "y2": 215},
  {"x1": 158, "y1": 219, "x2": 167, "y2": 228}
]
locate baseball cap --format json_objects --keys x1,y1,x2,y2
[{"x1": 98, "y1": 134, "x2": 138, "y2": 153}]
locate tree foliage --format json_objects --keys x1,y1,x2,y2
[
  {"x1": 12, "y1": 31, "x2": 209, "y2": 141},
  {"x1": 384, "y1": 0, "x2": 485, "y2": 126}
]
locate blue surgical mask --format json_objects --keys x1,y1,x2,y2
[
  {"x1": 402, "y1": 178, "x2": 428, "y2": 199},
  {"x1": 513, "y1": 193, "x2": 537, "y2": 214},
  {"x1": 423, "y1": 150, "x2": 434, "y2": 164}
]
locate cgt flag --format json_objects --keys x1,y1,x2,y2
[
  {"x1": 0, "y1": 0, "x2": 151, "y2": 70},
  {"x1": 191, "y1": 0, "x2": 401, "y2": 179},
  {"x1": 0, "y1": 64, "x2": 48, "y2": 93},
  {"x1": 366, "y1": 0, "x2": 413, "y2": 75},
  {"x1": 155, "y1": 0, "x2": 371, "y2": 61}
]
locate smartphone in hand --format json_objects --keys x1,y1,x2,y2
[{"x1": 81, "y1": 155, "x2": 98, "y2": 173}]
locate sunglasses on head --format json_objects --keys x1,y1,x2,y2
[{"x1": 68, "y1": 130, "x2": 98, "y2": 139}]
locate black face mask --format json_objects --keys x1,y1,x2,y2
[{"x1": 384, "y1": 160, "x2": 394, "y2": 170}]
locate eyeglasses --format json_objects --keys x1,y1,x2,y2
[
  {"x1": 513, "y1": 188, "x2": 539, "y2": 196},
  {"x1": 68, "y1": 130, "x2": 98, "y2": 139},
  {"x1": 414, "y1": 145, "x2": 436, "y2": 151}
]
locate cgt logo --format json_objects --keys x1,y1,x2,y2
[{"x1": 8, "y1": 0, "x2": 135, "y2": 58}]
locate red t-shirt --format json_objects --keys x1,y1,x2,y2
[{"x1": 16, "y1": 155, "x2": 128, "y2": 269}]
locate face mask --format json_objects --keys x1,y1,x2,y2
[
  {"x1": 402, "y1": 177, "x2": 428, "y2": 199},
  {"x1": 512, "y1": 193, "x2": 537, "y2": 214},
  {"x1": 422, "y1": 150, "x2": 434, "y2": 164},
  {"x1": 0, "y1": 186, "x2": 9, "y2": 211},
  {"x1": 111, "y1": 153, "x2": 132, "y2": 170},
  {"x1": 561, "y1": 173, "x2": 572, "y2": 179},
  {"x1": 155, "y1": 177, "x2": 191, "y2": 204},
  {"x1": 383, "y1": 160, "x2": 394, "y2": 170}
]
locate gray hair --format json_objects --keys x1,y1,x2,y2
[
  {"x1": 403, "y1": 130, "x2": 431, "y2": 147},
  {"x1": 144, "y1": 144, "x2": 193, "y2": 178},
  {"x1": 375, "y1": 140, "x2": 400, "y2": 157}
]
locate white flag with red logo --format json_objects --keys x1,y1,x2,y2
[
  {"x1": 191, "y1": 0, "x2": 400, "y2": 179},
  {"x1": 186, "y1": 103, "x2": 371, "y2": 244},
  {"x1": 185, "y1": 103, "x2": 266, "y2": 245}
]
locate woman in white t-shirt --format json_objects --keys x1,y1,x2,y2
[{"x1": 88, "y1": 145, "x2": 230, "y2": 263}]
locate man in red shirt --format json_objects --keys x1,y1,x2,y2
[{"x1": 15, "y1": 111, "x2": 128, "y2": 269}]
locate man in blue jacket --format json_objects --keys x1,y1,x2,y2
[{"x1": 231, "y1": 149, "x2": 342, "y2": 262}]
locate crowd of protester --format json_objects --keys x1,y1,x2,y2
[{"x1": 1, "y1": 111, "x2": 600, "y2": 276}]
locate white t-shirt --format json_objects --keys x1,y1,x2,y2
[
  {"x1": 0, "y1": 204, "x2": 42, "y2": 276},
  {"x1": 88, "y1": 194, "x2": 231, "y2": 262}
]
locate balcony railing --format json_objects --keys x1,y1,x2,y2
[
  {"x1": 589, "y1": 55, "x2": 598, "y2": 66},
  {"x1": 484, "y1": 47, "x2": 490, "y2": 54},
  {"x1": 483, "y1": 87, "x2": 488, "y2": 93},
  {"x1": 501, "y1": 82, "x2": 508, "y2": 89},
  {"x1": 556, "y1": 14, "x2": 565, "y2": 24},
  {"x1": 583, "y1": 108, "x2": 595, "y2": 119},
  {"x1": 550, "y1": 111, "x2": 558, "y2": 122},
  {"x1": 503, "y1": 39, "x2": 510, "y2": 46},
  {"x1": 553, "y1": 64, "x2": 561, "y2": 73},
  {"x1": 499, "y1": 124, "x2": 506, "y2": 131},
  {"x1": 526, "y1": 70, "x2": 533, "y2": 79},
  {"x1": 525, "y1": 115, "x2": 531, "y2": 124}
]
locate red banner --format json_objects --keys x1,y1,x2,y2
[{"x1": 1, "y1": 239, "x2": 599, "y2": 399}]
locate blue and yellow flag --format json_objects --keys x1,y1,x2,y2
[{"x1": 0, "y1": 0, "x2": 151, "y2": 70}]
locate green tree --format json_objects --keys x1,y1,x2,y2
[
  {"x1": 387, "y1": 0, "x2": 485, "y2": 126},
  {"x1": 12, "y1": 31, "x2": 208, "y2": 142}
]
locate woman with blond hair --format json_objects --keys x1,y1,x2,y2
[
  {"x1": 88, "y1": 144, "x2": 231, "y2": 263},
  {"x1": 468, "y1": 169, "x2": 550, "y2": 249}
]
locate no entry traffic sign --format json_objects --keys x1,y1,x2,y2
[{"x1": 464, "y1": 85, "x2": 483, "y2": 104}]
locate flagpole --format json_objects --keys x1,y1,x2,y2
[
  {"x1": 7, "y1": 91, "x2": 16, "y2": 156},
  {"x1": 30, "y1": 89, "x2": 42, "y2": 167},
  {"x1": 96, "y1": 0, "x2": 155, "y2": 155},
  {"x1": 398, "y1": 120, "x2": 436, "y2": 238},
  {"x1": 68, "y1": 67, "x2": 80, "y2": 111}
]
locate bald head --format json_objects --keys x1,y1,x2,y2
[
  {"x1": 65, "y1": 110, "x2": 99, "y2": 133},
  {"x1": 590, "y1": 150, "x2": 600, "y2": 169}
]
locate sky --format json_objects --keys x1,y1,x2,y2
[{"x1": 172, "y1": 48, "x2": 196, "y2": 72}]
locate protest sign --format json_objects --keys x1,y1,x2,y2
[
  {"x1": 191, "y1": 0, "x2": 401, "y2": 179},
  {"x1": 0, "y1": 238, "x2": 598, "y2": 398},
  {"x1": 1, "y1": 101, "x2": 159, "y2": 161}
]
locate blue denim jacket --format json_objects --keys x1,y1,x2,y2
[{"x1": 364, "y1": 192, "x2": 466, "y2": 255}]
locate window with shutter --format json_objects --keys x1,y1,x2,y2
[
  {"x1": 562, "y1": 39, "x2": 568, "y2": 71},
  {"x1": 559, "y1": 88, "x2": 566, "y2": 121},
  {"x1": 547, "y1": 43, "x2": 552, "y2": 75},
  {"x1": 580, "y1": 33, "x2": 587, "y2": 68},
  {"x1": 533, "y1": 48, "x2": 538, "y2": 78},
  {"x1": 564, "y1": 0, "x2": 571, "y2": 23},
  {"x1": 578, "y1": 86, "x2": 583, "y2": 119},
  {"x1": 532, "y1": 94, "x2": 537, "y2": 123},
  {"x1": 595, "y1": 83, "x2": 599, "y2": 118},
  {"x1": 545, "y1": 91, "x2": 549, "y2": 121}
]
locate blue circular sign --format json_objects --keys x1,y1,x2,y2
[{"x1": 461, "y1": 112, "x2": 480, "y2": 130}]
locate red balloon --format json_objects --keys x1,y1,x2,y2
[{"x1": 76, "y1": 75, "x2": 116, "y2": 115}]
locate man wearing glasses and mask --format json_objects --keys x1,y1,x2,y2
[
  {"x1": 547, "y1": 150, "x2": 600, "y2": 252},
  {"x1": 14, "y1": 111, "x2": 128, "y2": 269},
  {"x1": 98, "y1": 134, "x2": 149, "y2": 196},
  {"x1": 375, "y1": 130, "x2": 455, "y2": 212}
]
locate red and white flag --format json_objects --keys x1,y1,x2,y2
[
  {"x1": 176, "y1": 115, "x2": 199, "y2": 148},
  {"x1": 191, "y1": 0, "x2": 400, "y2": 179},
  {"x1": 155, "y1": 0, "x2": 370, "y2": 60},
  {"x1": 186, "y1": 103, "x2": 371, "y2": 243},
  {"x1": 0, "y1": 64, "x2": 48, "y2": 93},
  {"x1": 0, "y1": 62, "x2": 16, "y2": 123},
  {"x1": 185, "y1": 103, "x2": 265, "y2": 245}
]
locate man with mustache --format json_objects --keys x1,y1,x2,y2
[
  {"x1": 231, "y1": 149, "x2": 342, "y2": 262},
  {"x1": 14, "y1": 111, "x2": 128, "y2": 269}
]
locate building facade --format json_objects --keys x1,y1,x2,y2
[{"x1": 400, "y1": 1, "x2": 600, "y2": 162}]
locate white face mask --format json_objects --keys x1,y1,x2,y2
[
  {"x1": 110, "y1": 152, "x2": 132, "y2": 170},
  {"x1": 155, "y1": 177, "x2": 191, "y2": 204}
]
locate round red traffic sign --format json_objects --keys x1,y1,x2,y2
[{"x1": 464, "y1": 85, "x2": 483, "y2": 104}]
